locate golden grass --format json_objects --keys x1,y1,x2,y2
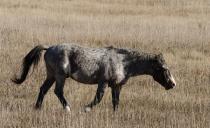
[{"x1": 0, "y1": 0, "x2": 210, "y2": 127}]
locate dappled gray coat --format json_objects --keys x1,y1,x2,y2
[{"x1": 12, "y1": 43, "x2": 176, "y2": 112}]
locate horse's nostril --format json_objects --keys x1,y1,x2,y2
[{"x1": 172, "y1": 83, "x2": 176, "y2": 88}]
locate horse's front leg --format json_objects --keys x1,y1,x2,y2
[
  {"x1": 84, "y1": 82, "x2": 106, "y2": 112},
  {"x1": 111, "y1": 85, "x2": 122, "y2": 111}
]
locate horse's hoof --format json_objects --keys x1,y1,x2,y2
[
  {"x1": 34, "y1": 105, "x2": 41, "y2": 110},
  {"x1": 84, "y1": 106, "x2": 91, "y2": 112},
  {"x1": 65, "y1": 106, "x2": 71, "y2": 112}
]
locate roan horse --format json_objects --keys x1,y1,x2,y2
[{"x1": 12, "y1": 43, "x2": 176, "y2": 112}]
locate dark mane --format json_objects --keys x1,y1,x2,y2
[
  {"x1": 106, "y1": 45, "x2": 139, "y2": 56},
  {"x1": 105, "y1": 46, "x2": 161, "y2": 64}
]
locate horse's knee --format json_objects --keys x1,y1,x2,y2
[
  {"x1": 112, "y1": 99, "x2": 119, "y2": 105},
  {"x1": 112, "y1": 99, "x2": 119, "y2": 111},
  {"x1": 97, "y1": 91, "x2": 104, "y2": 99}
]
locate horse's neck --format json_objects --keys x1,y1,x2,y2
[{"x1": 124, "y1": 55, "x2": 155, "y2": 77}]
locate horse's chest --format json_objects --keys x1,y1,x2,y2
[
  {"x1": 106, "y1": 63, "x2": 125, "y2": 85},
  {"x1": 115, "y1": 64, "x2": 125, "y2": 84}
]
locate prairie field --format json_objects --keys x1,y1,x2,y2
[{"x1": 0, "y1": 0, "x2": 210, "y2": 128}]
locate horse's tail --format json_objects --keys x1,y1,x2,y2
[{"x1": 11, "y1": 45, "x2": 48, "y2": 84}]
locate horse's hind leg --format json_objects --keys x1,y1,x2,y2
[
  {"x1": 54, "y1": 75, "x2": 70, "y2": 112},
  {"x1": 35, "y1": 76, "x2": 55, "y2": 109},
  {"x1": 85, "y1": 81, "x2": 106, "y2": 112}
]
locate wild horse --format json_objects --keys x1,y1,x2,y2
[{"x1": 12, "y1": 43, "x2": 176, "y2": 112}]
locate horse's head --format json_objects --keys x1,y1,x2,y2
[{"x1": 152, "y1": 54, "x2": 176, "y2": 90}]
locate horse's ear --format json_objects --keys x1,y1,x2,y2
[
  {"x1": 154, "y1": 53, "x2": 162, "y2": 61},
  {"x1": 157, "y1": 53, "x2": 163, "y2": 59}
]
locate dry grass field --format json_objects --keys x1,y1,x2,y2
[{"x1": 0, "y1": 0, "x2": 210, "y2": 127}]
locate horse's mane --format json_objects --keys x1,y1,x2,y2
[
  {"x1": 105, "y1": 45, "x2": 166, "y2": 66},
  {"x1": 106, "y1": 46, "x2": 137, "y2": 55},
  {"x1": 105, "y1": 46, "x2": 156, "y2": 60}
]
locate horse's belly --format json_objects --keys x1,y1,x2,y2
[{"x1": 70, "y1": 71, "x2": 98, "y2": 84}]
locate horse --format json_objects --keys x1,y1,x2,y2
[{"x1": 11, "y1": 43, "x2": 176, "y2": 112}]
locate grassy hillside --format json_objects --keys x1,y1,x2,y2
[{"x1": 0, "y1": 0, "x2": 210, "y2": 127}]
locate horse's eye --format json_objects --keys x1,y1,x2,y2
[{"x1": 156, "y1": 67, "x2": 162, "y2": 71}]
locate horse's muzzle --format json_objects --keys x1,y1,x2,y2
[{"x1": 165, "y1": 83, "x2": 176, "y2": 90}]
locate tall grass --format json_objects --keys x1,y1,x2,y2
[{"x1": 0, "y1": 0, "x2": 210, "y2": 127}]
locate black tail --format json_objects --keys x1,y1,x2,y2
[{"x1": 11, "y1": 45, "x2": 48, "y2": 84}]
